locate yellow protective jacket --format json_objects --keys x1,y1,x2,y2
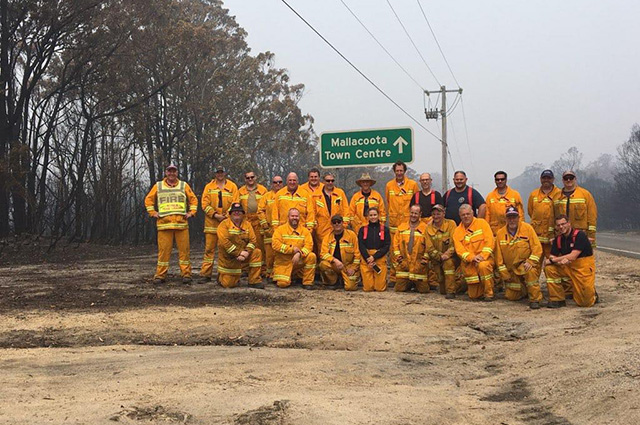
[
  {"x1": 385, "y1": 178, "x2": 420, "y2": 233},
  {"x1": 426, "y1": 218, "x2": 457, "y2": 259},
  {"x1": 320, "y1": 229, "x2": 361, "y2": 270},
  {"x1": 485, "y1": 186, "x2": 524, "y2": 235},
  {"x1": 315, "y1": 187, "x2": 349, "y2": 240},
  {"x1": 553, "y1": 186, "x2": 597, "y2": 244},
  {"x1": 348, "y1": 189, "x2": 386, "y2": 233},
  {"x1": 494, "y1": 222, "x2": 542, "y2": 280},
  {"x1": 239, "y1": 184, "x2": 268, "y2": 222},
  {"x1": 453, "y1": 217, "x2": 495, "y2": 263},
  {"x1": 272, "y1": 186, "x2": 316, "y2": 230},
  {"x1": 217, "y1": 218, "x2": 257, "y2": 258},
  {"x1": 257, "y1": 190, "x2": 278, "y2": 242},
  {"x1": 201, "y1": 179, "x2": 239, "y2": 234},
  {"x1": 392, "y1": 221, "x2": 435, "y2": 264},
  {"x1": 527, "y1": 186, "x2": 561, "y2": 244},
  {"x1": 272, "y1": 222, "x2": 314, "y2": 258},
  {"x1": 145, "y1": 178, "x2": 198, "y2": 231}
]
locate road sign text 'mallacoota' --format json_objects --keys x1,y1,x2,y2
[{"x1": 319, "y1": 127, "x2": 413, "y2": 168}]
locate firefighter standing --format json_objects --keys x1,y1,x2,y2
[
  {"x1": 314, "y1": 173, "x2": 349, "y2": 251},
  {"x1": 409, "y1": 172, "x2": 444, "y2": 224},
  {"x1": 553, "y1": 170, "x2": 597, "y2": 247},
  {"x1": 257, "y1": 175, "x2": 283, "y2": 281},
  {"x1": 199, "y1": 166, "x2": 238, "y2": 282},
  {"x1": 544, "y1": 214, "x2": 597, "y2": 308},
  {"x1": 357, "y1": 207, "x2": 390, "y2": 292},
  {"x1": 144, "y1": 164, "x2": 198, "y2": 284},
  {"x1": 494, "y1": 206, "x2": 543, "y2": 309},
  {"x1": 216, "y1": 203, "x2": 264, "y2": 289},
  {"x1": 348, "y1": 173, "x2": 386, "y2": 234},
  {"x1": 528, "y1": 169, "x2": 561, "y2": 258},
  {"x1": 485, "y1": 171, "x2": 525, "y2": 235},
  {"x1": 393, "y1": 204, "x2": 435, "y2": 293},
  {"x1": 444, "y1": 171, "x2": 486, "y2": 224},
  {"x1": 239, "y1": 171, "x2": 268, "y2": 275},
  {"x1": 318, "y1": 214, "x2": 361, "y2": 290},
  {"x1": 272, "y1": 208, "x2": 317, "y2": 289},
  {"x1": 272, "y1": 173, "x2": 316, "y2": 232},
  {"x1": 453, "y1": 204, "x2": 495, "y2": 301},
  {"x1": 426, "y1": 204, "x2": 460, "y2": 298}
]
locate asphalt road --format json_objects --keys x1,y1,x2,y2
[{"x1": 597, "y1": 232, "x2": 640, "y2": 260}]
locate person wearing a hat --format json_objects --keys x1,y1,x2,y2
[
  {"x1": 553, "y1": 170, "x2": 598, "y2": 248},
  {"x1": 271, "y1": 207, "x2": 317, "y2": 289},
  {"x1": 494, "y1": 206, "x2": 544, "y2": 309},
  {"x1": 527, "y1": 169, "x2": 561, "y2": 259},
  {"x1": 348, "y1": 172, "x2": 386, "y2": 235},
  {"x1": 216, "y1": 202, "x2": 264, "y2": 289},
  {"x1": 318, "y1": 214, "x2": 361, "y2": 290},
  {"x1": 199, "y1": 166, "x2": 239, "y2": 283},
  {"x1": 426, "y1": 203, "x2": 460, "y2": 298},
  {"x1": 392, "y1": 204, "x2": 435, "y2": 293},
  {"x1": 485, "y1": 171, "x2": 525, "y2": 236},
  {"x1": 144, "y1": 164, "x2": 198, "y2": 284},
  {"x1": 452, "y1": 204, "x2": 496, "y2": 301}
]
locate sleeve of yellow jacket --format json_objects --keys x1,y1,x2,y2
[
  {"x1": 525, "y1": 223, "x2": 543, "y2": 265},
  {"x1": 271, "y1": 225, "x2": 292, "y2": 255},
  {"x1": 218, "y1": 222, "x2": 241, "y2": 257},
  {"x1": 301, "y1": 228, "x2": 314, "y2": 258},
  {"x1": 516, "y1": 192, "x2": 525, "y2": 220},
  {"x1": 586, "y1": 190, "x2": 597, "y2": 243},
  {"x1": 184, "y1": 183, "x2": 198, "y2": 213},
  {"x1": 201, "y1": 183, "x2": 214, "y2": 218},
  {"x1": 246, "y1": 223, "x2": 257, "y2": 253},
  {"x1": 494, "y1": 235, "x2": 512, "y2": 281},
  {"x1": 320, "y1": 233, "x2": 333, "y2": 262},
  {"x1": 303, "y1": 189, "x2": 317, "y2": 230},
  {"x1": 527, "y1": 192, "x2": 534, "y2": 219},
  {"x1": 257, "y1": 193, "x2": 269, "y2": 227},
  {"x1": 479, "y1": 220, "x2": 495, "y2": 261},
  {"x1": 378, "y1": 191, "x2": 387, "y2": 223},
  {"x1": 144, "y1": 184, "x2": 158, "y2": 215},
  {"x1": 392, "y1": 227, "x2": 402, "y2": 260}
]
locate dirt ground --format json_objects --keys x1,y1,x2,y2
[{"x1": 0, "y1": 241, "x2": 639, "y2": 425}]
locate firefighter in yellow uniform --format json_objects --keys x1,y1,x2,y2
[
  {"x1": 272, "y1": 208, "x2": 317, "y2": 289},
  {"x1": 272, "y1": 173, "x2": 316, "y2": 232},
  {"x1": 485, "y1": 171, "x2": 525, "y2": 235},
  {"x1": 348, "y1": 173, "x2": 386, "y2": 235},
  {"x1": 553, "y1": 170, "x2": 597, "y2": 247},
  {"x1": 426, "y1": 204, "x2": 460, "y2": 298},
  {"x1": 216, "y1": 203, "x2": 264, "y2": 289},
  {"x1": 199, "y1": 166, "x2": 238, "y2": 282},
  {"x1": 257, "y1": 175, "x2": 284, "y2": 281},
  {"x1": 453, "y1": 204, "x2": 496, "y2": 301},
  {"x1": 300, "y1": 168, "x2": 324, "y2": 251},
  {"x1": 314, "y1": 173, "x2": 349, "y2": 252},
  {"x1": 544, "y1": 214, "x2": 597, "y2": 308},
  {"x1": 318, "y1": 214, "x2": 361, "y2": 290},
  {"x1": 386, "y1": 161, "x2": 419, "y2": 283},
  {"x1": 393, "y1": 205, "x2": 435, "y2": 293},
  {"x1": 494, "y1": 206, "x2": 543, "y2": 309},
  {"x1": 144, "y1": 164, "x2": 198, "y2": 284},
  {"x1": 239, "y1": 171, "x2": 268, "y2": 274},
  {"x1": 527, "y1": 169, "x2": 561, "y2": 258}
]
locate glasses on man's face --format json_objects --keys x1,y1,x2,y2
[
  {"x1": 563, "y1": 176, "x2": 575, "y2": 181},
  {"x1": 420, "y1": 178, "x2": 431, "y2": 182},
  {"x1": 245, "y1": 176, "x2": 255, "y2": 180},
  {"x1": 325, "y1": 179, "x2": 335, "y2": 183},
  {"x1": 331, "y1": 220, "x2": 342, "y2": 225},
  {"x1": 272, "y1": 180, "x2": 283, "y2": 184},
  {"x1": 495, "y1": 178, "x2": 506, "y2": 182}
]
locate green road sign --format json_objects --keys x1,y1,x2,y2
[{"x1": 319, "y1": 127, "x2": 413, "y2": 168}]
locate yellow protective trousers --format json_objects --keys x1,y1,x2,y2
[
  {"x1": 544, "y1": 256, "x2": 596, "y2": 307},
  {"x1": 200, "y1": 232, "x2": 217, "y2": 278},
  {"x1": 504, "y1": 267, "x2": 543, "y2": 302},
  {"x1": 218, "y1": 248, "x2": 263, "y2": 288},
  {"x1": 155, "y1": 229, "x2": 191, "y2": 280},
  {"x1": 263, "y1": 228, "x2": 274, "y2": 279},
  {"x1": 247, "y1": 214, "x2": 265, "y2": 273},
  {"x1": 360, "y1": 249, "x2": 387, "y2": 292},
  {"x1": 318, "y1": 260, "x2": 360, "y2": 290},
  {"x1": 461, "y1": 260, "x2": 494, "y2": 299},
  {"x1": 430, "y1": 258, "x2": 459, "y2": 295},
  {"x1": 273, "y1": 252, "x2": 317, "y2": 287},
  {"x1": 394, "y1": 259, "x2": 430, "y2": 293}
]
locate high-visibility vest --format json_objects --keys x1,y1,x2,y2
[{"x1": 157, "y1": 181, "x2": 187, "y2": 217}]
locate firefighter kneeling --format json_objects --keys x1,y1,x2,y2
[
  {"x1": 318, "y1": 214, "x2": 361, "y2": 290},
  {"x1": 272, "y1": 208, "x2": 317, "y2": 289},
  {"x1": 544, "y1": 214, "x2": 597, "y2": 308},
  {"x1": 217, "y1": 203, "x2": 264, "y2": 289},
  {"x1": 495, "y1": 206, "x2": 543, "y2": 309},
  {"x1": 426, "y1": 204, "x2": 461, "y2": 298},
  {"x1": 393, "y1": 205, "x2": 434, "y2": 293}
]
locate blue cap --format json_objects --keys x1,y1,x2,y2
[
  {"x1": 505, "y1": 206, "x2": 519, "y2": 216},
  {"x1": 540, "y1": 169, "x2": 554, "y2": 178}
]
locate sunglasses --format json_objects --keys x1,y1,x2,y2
[
  {"x1": 563, "y1": 175, "x2": 575, "y2": 181},
  {"x1": 272, "y1": 180, "x2": 283, "y2": 184},
  {"x1": 245, "y1": 176, "x2": 255, "y2": 179},
  {"x1": 325, "y1": 179, "x2": 335, "y2": 182},
  {"x1": 495, "y1": 178, "x2": 506, "y2": 182},
  {"x1": 331, "y1": 220, "x2": 343, "y2": 224}
]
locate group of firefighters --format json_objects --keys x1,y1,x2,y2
[{"x1": 144, "y1": 160, "x2": 598, "y2": 309}]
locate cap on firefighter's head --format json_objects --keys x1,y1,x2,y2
[
  {"x1": 229, "y1": 203, "x2": 244, "y2": 214},
  {"x1": 505, "y1": 206, "x2": 519, "y2": 217},
  {"x1": 540, "y1": 169, "x2": 554, "y2": 178},
  {"x1": 330, "y1": 214, "x2": 343, "y2": 224},
  {"x1": 165, "y1": 164, "x2": 178, "y2": 171},
  {"x1": 562, "y1": 170, "x2": 576, "y2": 178},
  {"x1": 215, "y1": 165, "x2": 225, "y2": 173},
  {"x1": 431, "y1": 203, "x2": 445, "y2": 212}
]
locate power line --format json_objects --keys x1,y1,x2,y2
[
  {"x1": 280, "y1": 0, "x2": 441, "y2": 142},
  {"x1": 460, "y1": 96, "x2": 476, "y2": 176},
  {"x1": 416, "y1": 0, "x2": 461, "y2": 88},
  {"x1": 447, "y1": 114, "x2": 466, "y2": 171},
  {"x1": 385, "y1": 0, "x2": 441, "y2": 86},
  {"x1": 339, "y1": 0, "x2": 424, "y2": 91}
]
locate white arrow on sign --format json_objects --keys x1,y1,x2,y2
[{"x1": 393, "y1": 136, "x2": 408, "y2": 154}]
